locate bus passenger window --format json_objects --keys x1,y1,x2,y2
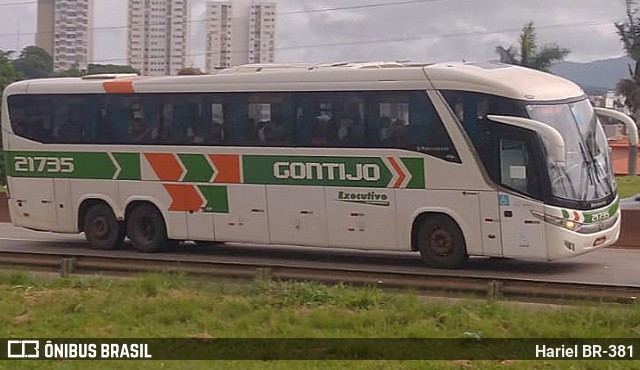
[
  {"x1": 306, "y1": 93, "x2": 365, "y2": 148},
  {"x1": 247, "y1": 93, "x2": 294, "y2": 146},
  {"x1": 367, "y1": 91, "x2": 459, "y2": 162},
  {"x1": 378, "y1": 101, "x2": 410, "y2": 148},
  {"x1": 202, "y1": 102, "x2": 225, "y2": 144}
]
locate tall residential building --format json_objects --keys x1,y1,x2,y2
[
  {"x1": 205, "y1": 2, "x2": 233, "y2": 71},
  {"x1": 36, "y1": 0, "x2": 94, "y2": 71},
  {"x1": 205, "y1": 0, "x2": 276, "y2": 72},
  {"x1": 128, "y1": 0, "x2": 190, "y2": 76}
]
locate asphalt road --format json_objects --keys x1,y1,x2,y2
[{"x1": 0, "y1": 223, "x2": 638, "y2": 287}]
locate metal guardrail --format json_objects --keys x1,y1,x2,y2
[{"x1": 0, "y1": 251, "x2": 638, "y2": 304}]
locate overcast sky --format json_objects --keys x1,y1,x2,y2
[{"x1": 0, "y1": 0, "x2": 631, "y2": 68}]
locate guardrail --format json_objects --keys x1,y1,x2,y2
[{"x1": 0, "y1": 251, "x2": 638, "y2": 304}]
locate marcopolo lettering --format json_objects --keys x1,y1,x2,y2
[{"x1": 273, "y1": 162, "x2": 381, "y2": 182}]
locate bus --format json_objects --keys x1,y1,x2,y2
[{"x1": 1, "y1": 61, "x2": 622, "y2": 269}]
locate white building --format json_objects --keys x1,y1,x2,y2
[
  {"x1": 205, "y1": 0, "x2": 276, "y2": 72},
  {"x1": 127, "y1": 0, "x2": 190, "y2": 76},
  {"x1": 36, "y1": 0, "x2": 94, "y2": 72},
  {"x1": 205, "y1": 2, "x2": 233, "y2": 71}
]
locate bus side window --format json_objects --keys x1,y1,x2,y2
[
  {"x1": 306, "y1": 92, "x2": 365, "y2": 148},
  {"x1": 104, "y1": 95, "x2": 134, "y2": 144},
  {"x1": 247, "y1": 93, "x2": 294, "y2": 147},
  {"x1": 375, "y1": 96, "x2": 410, "y2": 148},
  {"x1": 7, "y1": 95, "x2": 54, "y2": 143},
  {"x1": 224, "y1": 94, "x2": 247, "y2": 145},
  {"x1": 293, "y1": 93, "x2": 314, "y2": 146},
  {"x1": 203, "y1": 100, "x2": 225, "y2": 145},
  {"x1": 441, "y1": 90, "x2": 525, "y2": 147},
  {"x1": 410, "y1": 92, "x2": 460, "y2": 162},
  {"x1": 52, "y1": 97, "x2": 85, "y2": 143}
]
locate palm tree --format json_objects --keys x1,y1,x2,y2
[
  {"x1": 495, "y1": 22, "x2": 570, "y2": 72},
  {"x1": 615, "y1": 0, "x2": 640, "y2": 123}
]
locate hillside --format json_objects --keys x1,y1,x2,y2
[{"x1": 550, "y1": 56, "x2": 633, "y2": 94}]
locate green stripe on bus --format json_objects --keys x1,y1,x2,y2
[
  {"x1": 5, "y1": 151, "x2": 142, "y2": 180},
  {"x1": 113, "y1": 153, "x2": 141, "y2": 180},
  {"x1": 242, "y1": 155, "x2": 425, "y2": 188},
  {"x1": 179, "y1": 154, "x2": 214, "y2": 183},
  {"x1": 7, "y1": 151, "x2": 116, "y2": 179},
  {"x1": 582, "y1": 200, "x2": 619, "y2": 224},
  {"x1": 401, "y1": 157, "x2": 426, "y2": 189},
  {"x1": 198, "y1": 185, "x2": 229, "y2": 213},
  {"x1": 242, "y1": 155, "x2": 391, "y2": 188}
]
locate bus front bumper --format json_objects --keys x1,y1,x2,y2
[{"x1": 546, "y1": 212, "x2": 621, "y2": 261}]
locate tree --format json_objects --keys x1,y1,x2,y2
[
  {"x1": 615, "y1": 0, "x2": 640, "y2": 123},
  {"x1": 0, "y1": 49, "x2": 22, "y2": 185},
  {"x1": 53, "y1": 67, "x2": 84, "y2": 77},
  {"x1": 495, "y1": 22, "x2": 570, "y2": 72},
  {"x1": 177, "y1": 67, "x2": 205, "y2": 75},
  {"x1": 11, "y1": 46, "x2": 53, "y2": 79},
  {"x1": 87, "y1": 64, "x2": 139, "y2": 75}
]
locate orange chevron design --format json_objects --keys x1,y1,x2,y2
[
  {"x1": 164, "y1": 184, "x2": 203, "y2": 212},
  {"x1": 209, "y1": 154, "x2": 241, "y2": 183},
  {"x1": 145, "y1": 153, "x2": 184, "y2": 181},
  {"x1": 102, "y1": 79, "x2": 136, "y2": 94},
  {"x1": 387, "y1": 157, "x2": 406, "y2": 188}
]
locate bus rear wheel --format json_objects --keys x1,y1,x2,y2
[
  {"x1": 417, "y1": 215, "x2": 467, "y2": 269},
  {"x1": 126, "y1": 204, "x2": 168, "y2": 253},
  {"x1": 83, "y1": 203, "x2": 125, "y2": 250}
]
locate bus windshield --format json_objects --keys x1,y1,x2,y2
[{"x1": 526, "y1": 99, "x2": 616, "y2": 203}]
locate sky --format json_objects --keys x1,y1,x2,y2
[{"x1": 0, "y1": 0, "x2": 631, "y2": 69}]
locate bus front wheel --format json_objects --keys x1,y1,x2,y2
[
  {"x1": 126, "y1": 204, "x2": 168, "y2": 253},
  {"x1": 417, "y1": 215, "x2": 467, "y2": 269},
  {"x1": 83, "y1": 203, "x2": 125, "y2": 250}
]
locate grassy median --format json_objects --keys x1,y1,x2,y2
[
  {"x1": 617, "y1": 176, "x2": 640, "y2": 199},
  {"x1": 0, "y1": 272, "x2": 639, "y2": 369}
]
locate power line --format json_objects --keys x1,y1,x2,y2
[
  {"x1": 279, "y1": 0, "x2": 448, "y2": 16},
  {"x1": 82, "y1": 18, "x2": 618, "y2": 64},
  {"x1": 0, "y1": 1, "x2": 36, "y2": 7},
  {"x1": 0, "y1": 0, "x2": 623, "y2": 66},
  {"x1": 0, "y1": 0, "x2": 451, "y2": 37}
]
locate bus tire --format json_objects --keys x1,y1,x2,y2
[
  {"x1": 126, "y1": 204, "x2": 168, "y2": 253},
  {"x1": 417, "y1": 215, "x2": 467, "y2": 269},
  {"x1": 83, "y1": 203, "x2": 125, "y2": 250}
]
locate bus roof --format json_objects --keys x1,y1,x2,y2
[
  {"x1": 3, "y1": 61, "x2": 584, "y2": 102},
  {"x1": 424, "y1": 62, "x2": 584, "y2": 101}
]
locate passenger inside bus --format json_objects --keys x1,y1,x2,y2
[{"x1": 129, "y1": 118, "x2": 151, "y2": 143}]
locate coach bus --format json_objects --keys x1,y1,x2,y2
[{"x1": 1, "y1": 61, "x2": 621, "y2": 268}]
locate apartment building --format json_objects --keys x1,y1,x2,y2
[
  {"x1": 36, "y1": 0, "x2": 94, "y2": 71},
  {"x1": 205, "y1": 0, "x2": 276, "y2": 72},
  {"x1": 128, "y1": 0, "x2": 190, "y2": 76},
  {"x1": 205, "y1": 2, "x2": 233, "y2": 71}
]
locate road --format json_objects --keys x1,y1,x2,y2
[{"x1": 0, "y1": 224, "x2": 639, "y2": 287}]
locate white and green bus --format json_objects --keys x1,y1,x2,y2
[{"x1": 1, "y1": 62, "x2": 621, "y2": 268}]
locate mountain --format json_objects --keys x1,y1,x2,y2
[{"x1": 550, "y1": 56, "x2": 634, "y2": 94}]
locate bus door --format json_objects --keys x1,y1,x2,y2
[
  {"x1": 481, "y1": 118, "x2": 547, "y2": 258},
  {"x1": 8, "y1": 177, "x2": 57, "y2": 231},
  {"x1": 53, "y1": 179, "x2": 75, "y2": 232}
]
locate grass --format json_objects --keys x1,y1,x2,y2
[
  {"x1": 0, "y1": 272, "x2": 639, "y2": 369},
  {"x1": 616, "y1": 176, "x2": 640, "y2": 199}
]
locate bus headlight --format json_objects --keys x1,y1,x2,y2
[{"x1": 530, "y1": 210, "x2": 582, "y2": 231}]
